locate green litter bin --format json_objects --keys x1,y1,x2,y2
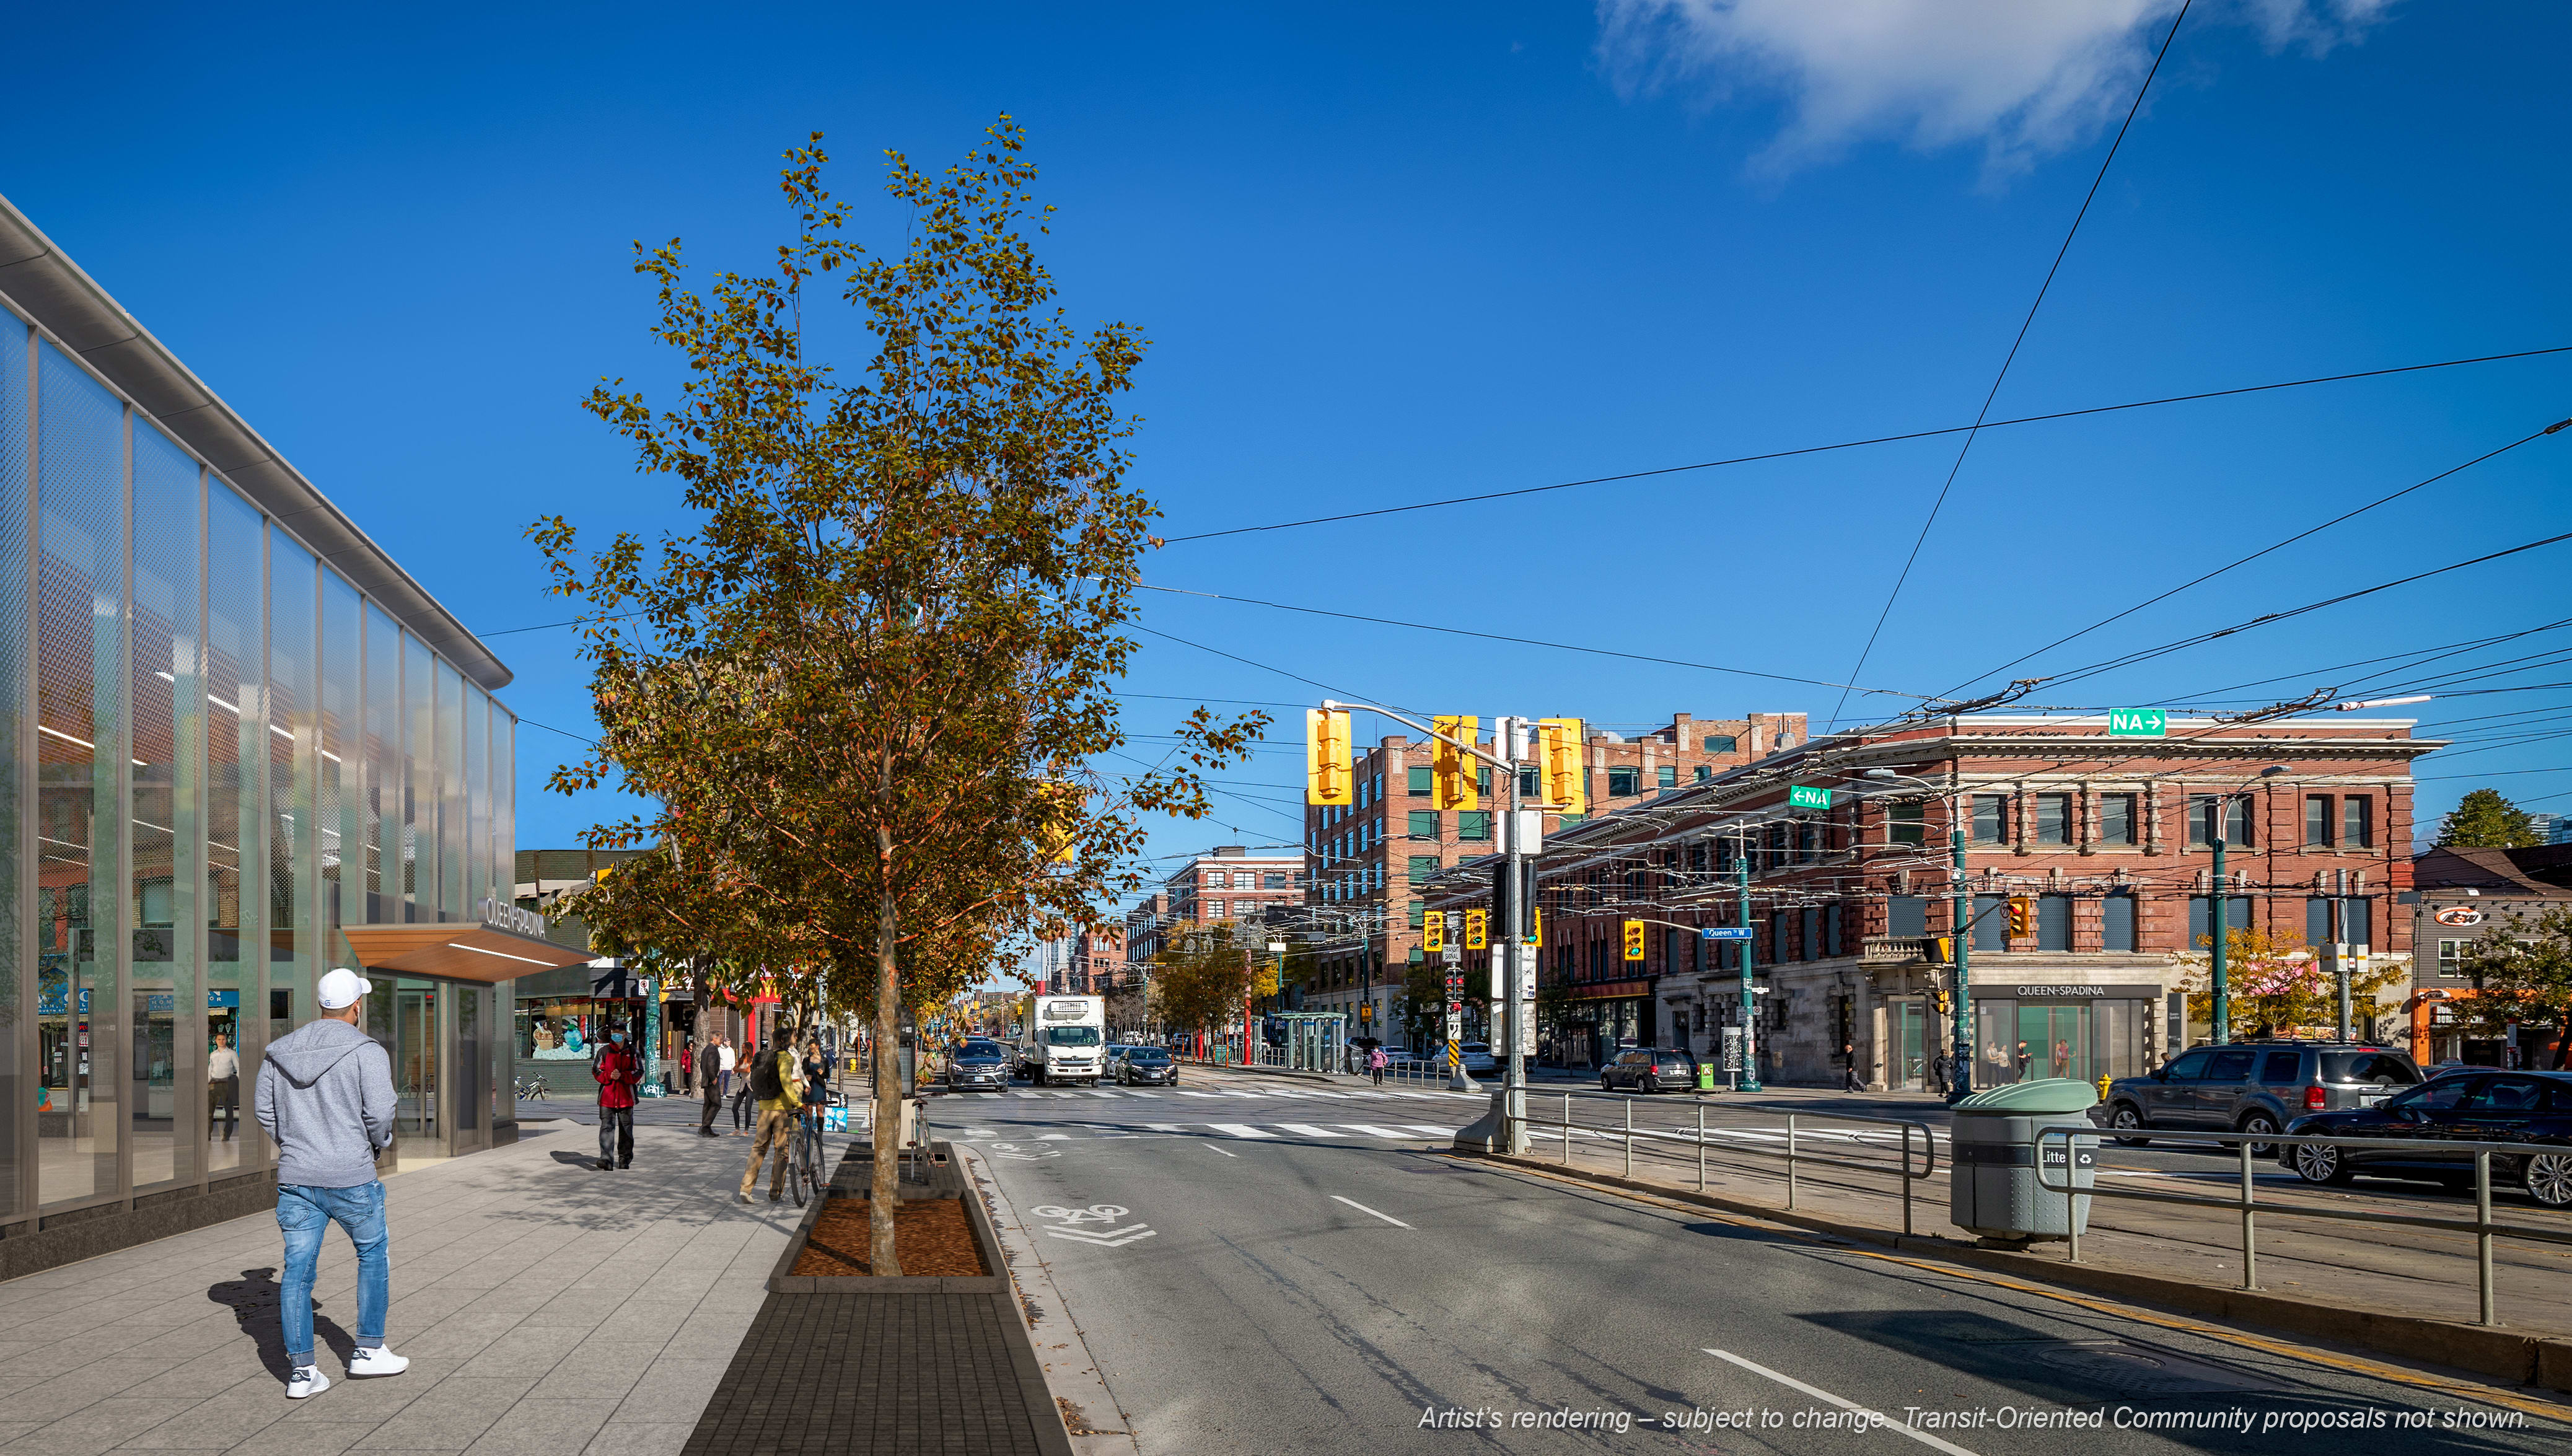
[
  {"x1": 1949, "y1": 1078, "x2": 2099, "y2": 1246},
  {"x1": 1697, "y1": 1062, "x2": 1715, "y2": 1092}
]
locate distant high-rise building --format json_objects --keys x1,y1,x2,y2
[{"x1": 2531, "y1": 812, "x2": 2569, "y2": 845}]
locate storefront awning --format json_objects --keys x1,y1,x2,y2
[
  {"x1": 1570, "y1": 980, "x2": 1652, "y2": 1001},
  {"x1": 338, "y1": 923, "x2": 595, "y2": 984}
]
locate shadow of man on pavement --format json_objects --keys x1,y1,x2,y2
[{"x1": 209, "y1": 1267, "x2": 353, "y2": 1380}]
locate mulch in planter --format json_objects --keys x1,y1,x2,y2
[{"x1": 791, "y1": 1195, "x2": 989, "y2": 1277}]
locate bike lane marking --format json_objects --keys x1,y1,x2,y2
[
  {"x1": 1705, "y1": 1349, "x2": 1978, "y2": 1456},
  {"x1": 1330, "y1": 1195, "x2": 1412, "y2": 1229}
]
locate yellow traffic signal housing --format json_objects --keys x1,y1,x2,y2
[
  {"x1": 1306, "y1": 708, "x2": 1352, "y2": 806},
  {"x1": 2008, "y1": 897, "x2": 2033, "y2": 939},
  {"x1": 1622, "y1": 919, "x2": 1646, "y2": 962},
  {"x1": 1537, "y1": 718, "x2": 1585, "y2": 814},
  {"x1": 1928, "y1": 936, "x2": 1953, "y2": 964},
  {"x1": 1038, "y1": 783, "x2": 1082, "y2": 864},
  {"x1": 1431, "y1": 715, "x2": 1479, "y2": 810},
  {"x1": 1423, "y1": 911, "x2": 1446, "y2": 953},
  {"x1": 1525, "y1": 907, "x2": 1542, "y2": 947},
  {"x1": 1464, "y1": 909, "x2": 1488, "y2": 950}
]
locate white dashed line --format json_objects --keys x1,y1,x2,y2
[{"x1": 1330, "y1": 1195, "x2": 1413, "y2": 1228}]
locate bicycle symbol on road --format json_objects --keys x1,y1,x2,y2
[
  {"x1": 986, "y1": 1142, "x2": 1061, "y2": 1161},
  {"x1": 1030, "y1": 1204, "x2": 1128, "y2": 1225},
  {"x1": 1030, "y1": 1203, "x2": 1157, "y2": 1248}
]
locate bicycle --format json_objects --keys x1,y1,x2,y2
[
  {"x1": 513, "y1": 1074, "x2": 551, "y2": 1102},
  {"x1": 788, "y1": 1100, "x2": 828, "y2": 1207}
]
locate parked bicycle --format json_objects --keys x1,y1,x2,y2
[{"x1": 513, "y1": 1074, "x2": 551, "y2": 1102}]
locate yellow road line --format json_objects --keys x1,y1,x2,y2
[{"x1": 1467, "y1": 1154, "x2": 2572, "y2": 1426}]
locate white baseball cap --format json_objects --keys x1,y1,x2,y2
[{"x1": 317, "y1": 967, "x2": 375, "y2": 1009}]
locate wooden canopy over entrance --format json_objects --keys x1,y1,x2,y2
[{"x1": 337, "y1": 923, "x2": 595, "y2": 985}]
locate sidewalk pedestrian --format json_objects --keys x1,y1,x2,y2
[
  {"x1": 698, "y1": 1034, "x2": 726, "y2": 1137},
  {"x1": 254, "y1": 967, "x2": 407, "y2": 1400},
  {"x1": 594, "y1": 1025, "x2": 641, "y2": 1170},
  {"x1": 1366, "y1": 1044, "x2": 1388, "y2": 1087},
  {"x1": 736, "y1": 1033, "x2": 805, "y2": 1204},
  {"x1": 208, "y1": 1031, "x2": 240, "y2": 1142},
  {"x1": 1928, "y1": 1050, "x2": 1950, "y2": 1096},
  {"x1": 717, "y1": 1034, "x2": 738, "y2": 1098},
  {"x1": 1841, "y1": 1041, "x2": 1866, "y2": 1093},
  {"x1": 729, "y1": 1045, "x2": 757, "y2": 1134}
]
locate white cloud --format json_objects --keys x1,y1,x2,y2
[{"x1": 1596, "y1": 0, "x2": 2395, "y2": 181}]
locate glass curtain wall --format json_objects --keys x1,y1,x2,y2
[{"x1": 0, "y1": 308, "x2": 519, "y2": 1219}]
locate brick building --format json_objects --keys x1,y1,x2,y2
[
  {"x1": 1428, "y1": 713, "x2": 2435, "y2": 1087},
  {"x1": 1300, "y1": 713, "x2": 1803, "y2": 1046}
]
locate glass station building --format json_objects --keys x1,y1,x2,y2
[{"x1": 0, "y1": 194, "x2": 587, "y2": 1278}]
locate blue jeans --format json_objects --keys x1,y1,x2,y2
[{"x1": 277, "y1": 1182, "x2": 388, "y2": 1367}]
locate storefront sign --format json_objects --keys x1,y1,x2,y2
[
  {"x1": 2009, "y1": 983, "x2": 2163, "y2": 1001},
  {"x1": 478, "y1": 897, "x2": 549, "y2": 939},
  {"x1": 1569, "y1": 980, "x2": 1651, "y2": 1001},
  {"x1": 2433, "y1": 906, "x2": 2485, "y2": 927}
]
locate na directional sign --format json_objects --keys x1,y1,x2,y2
[
  {"x1": 1786, "y1": 784, "x2": 1832, "y2": 810},
  {"x1": 2109, "y1": 709, "x2": 2166, "y2": 738}
]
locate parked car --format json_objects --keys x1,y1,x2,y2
[
  {"x1": 1601, "y1": 1046, "x2": 1700, "y2": 1095},
  {"x1": 2089, "y1": 1041, "x2": 2421, "y2": 1149},
  {"x1": 2281, "y1": 1070, "x2": 2572, "y2": 1206},
  {"x1": 946, "y1": 1039, "x2": 1011, "y2": 1092},
  {"x1": 1459, "y1": 1042, "x2": 1498, "y2": 1077},
  {"x1": 1113, "y1": 1045, "x2": 1179, "y2": 1086}
]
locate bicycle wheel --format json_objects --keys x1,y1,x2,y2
[{"x1": 788, "y1": 1136, "x2": 808, "y2": 1208}]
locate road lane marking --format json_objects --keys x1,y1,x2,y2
[
  {"x1": 1173, "y1": 1090, "x2": 1220, "y2": 1099},
  {"x1": 1704, "y1": 1349, "x2": 1978, "y2": 1456},
  {"x1": 1204, "y1": 1142, "x2": 1237, "y2": 1157},
  {"x1": 1276, "y1": 1124, "x2": 1348, "y2": 1138},
  {"x1": 1338, "y1": 1125, "x2": 1423, "y2": 1139},
  {"x1": 1398, "y1": 1125, "x2": 1460, "y2": 1137},
  {"x1": 1036, "y1": 1133, "x2": 1071, "y2": 1141},
  {"x1": 1084, "y1": 1090, "x2": 1123, "y2": 1099},
  {"x1": 1207, "y1": 1123, "x2": 1278, "y2": 1138},
  {"x1": 1146, "y1": 1123, "x2": 1192, "y2": 1133},
  {"x1": 1331, "y1": 1195, "x2": 1412, "y2": 1228}
]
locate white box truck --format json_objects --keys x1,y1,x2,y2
[{"x1": 1019, "y1": 994, "x2": 1107, "y2": 1085}]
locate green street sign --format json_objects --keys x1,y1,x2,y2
[
  {"x1": 2108, "y1": 709, "x2": 2167, "y2": 739},
  {"x1": 1787, "y1": 784, "x2": 1832, "y2": 810}
]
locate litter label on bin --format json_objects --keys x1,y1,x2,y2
[
  {"x1": 1955, "y1": 1143, "x2": 2096, "y2": 1169},
  {"x1": 2040, "y1": 1144, "x2": 2097, "y2": 1170}
]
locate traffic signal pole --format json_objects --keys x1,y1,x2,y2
[
  {"x1": 1949, "y1": 824, "x2": 1972, "y2": 1105},
  {"x1": 1737, "y1": 845, "x2": 1759, "y2": 1094},
  {"x1": 2211, "y1": 830, "x2": 2229, "y2": 1046}
]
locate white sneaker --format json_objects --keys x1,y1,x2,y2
[
  {"x1": 348, "y1": 1345, "x2": 410, "y2": 1378},
  {"x1": 287, "y1": 1366, "x2": 330, "y2": 1399}
]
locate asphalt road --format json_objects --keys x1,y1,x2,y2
[{"x1": 949, "y1": 1071, "x2": 2572, "y2": 1456}]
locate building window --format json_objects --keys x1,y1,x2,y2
[
  {"x1": 1657, "y1": 765, "x2": 1678, "y2": 791},
  {"x1": 1408, "y1": 902, "x2": 1426, "y2": 929},
  {"x1": 2437, "y1": 938, "x2": 2467, "y2": 978},
  {"x1": 1825, "y1": 904, "x2": 1844, "y2": 958},
  {"x1": 1407, "y1": 856, "x2": 1438, "y2": 884},
  {"x1": 1706, "y1": 734, "x2": 1738, "y2": 753},
  {"x1": 1458, "y1": 811, "x2": 1492, "y2": 841},
  {"x1": 2188, "y1": 795, "x2": 2253, "y2": 849},
  {"x1": 2033, "y1": 793, "x2": 2070, "y2": 845},
  {"x1": 2187, "y1": 895, "x2": 2252, "y2": 947},
  {"x1": 1972, "y1": 794, "x2": 2010, "y2": 844},
  {"x1": 2037, "y1": 894, "x2": 2071, "y2": 950},
  {"x1": 1520, "y1": 766, "x2": 1540, "y2": 798},
  {"x1": 1695, "y1": 765, "x2": 1712, "y2": 783},
  {"x1": 2102, "y1": 893, "x2": 2136, "y2": 952},
  {"x1": 2306, "y1": 897, "x2": 2340, "y2": 945},
  {"x1": 2098, "y1": 794, "x2": 2136, "y2": 846},
  {"x1": 1771, "y1": 911, "x2": 1789, "y2": 963},
  {"x1": 1475, "y1": 766, "x2": 1491, "y2": 795},
  {"x1": 1407, "y1": 766, "x2": 1431, "y2": 796},
  {"x1": 2304, "y1": 796, "x2": 2333, "y2": 847},
  {"x1": 1795, "y1": 820, "x2": 1817, "y2": 863},
  {"x1": 2343, "y1": 796, "x2": 2372, "y2": 848},
  {"x1": 1972, "y1": 894, "x2": 2008, "y2": 952},
  {"x1": 1887, "y1": 896, "x2": 1927, "y2": 937},
  {"x1": 1609, "y1": 766, "x2": 1639, "y2": 797},
  {"x1": 1264, "y1": 872, "x2": 1288, "y2": 889},
  {"x1": 1890, "y1": 800, "x2": 1925, "y2": 846},
  {"x1": 2347, "y1": 897, "x2": 2371, "y2": 945},
  {"x1": 1408, "y1": 810, "x2": 1439, "y2": 841}
]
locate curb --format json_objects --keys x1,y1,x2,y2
[{"x1": 1468, "y1": 1149, "x2": 2572, "y2": 1395}]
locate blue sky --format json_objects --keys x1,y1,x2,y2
[{"x1": 7, "y1": 2, "x2": 2568, "y2": 944}]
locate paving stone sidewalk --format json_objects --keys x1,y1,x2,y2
[{"x1": 0, "y1": 1120, "x2": 805, "y2": 1456}]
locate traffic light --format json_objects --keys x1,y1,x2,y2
[
  {"x1": 1928, "y1": 936, "x2": 1953, "y2": 964},
  {"x1": 2008, "y1": 897, "x2": 2033, "y2": 939},
  {"x1": 1623, "y1": 919, "x2": 1646, "y2": 962},
  {"x1": 1464, "y1": 908, "x2": 1488, "y2": 950},
  {"x1": 1537, "y1": 718, "x2": 1585, "y2": 814},
  {"x1": 1423, "y1": 911, "x2": 1446, "y2": 953},
  {"x1": 1038, "y1": 782, "x2": 1082, "y2": 863},
  {"x1": 1526, "y1": 907, "x2": 1542, "y2": 947},
  {"x1": 1432, "y1": 716, "x2": 1479, "y2": 810},
  {"x1": 1306, "y1": 708, "x2": 1352, "y2": 805}
]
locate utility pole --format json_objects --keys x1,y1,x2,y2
[
  {"x1": 1737, "y1": 835, "x2": 1760, "y2": 1094},
  {"x1": 1499, "y1": 717, "x2": 1529, "y2": 1149},
  {"x1": 2211, "y1": 825, "x2": 2230, "y2": 1046},
  {"x1": 1949, "y1": 820, "x2": 1972, "y2": 1105}
]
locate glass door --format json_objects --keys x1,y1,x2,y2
[
  {"x1": 395, "y1": 984, "x2": 441, "y2": 1155},
  {"x1": 1895, "y1": 1001, "x2": 1926, "y2": 1090}
]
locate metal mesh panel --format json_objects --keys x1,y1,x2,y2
[
  {"x1": 437, "y1": 659, "x2": 463, "y2": 917},
  {"x1": 319, "y1": 569, "x2": 358, "y2": 962},
  {"x1": 362, "y1": 602, "x2": 398, "y2": 908},
  {"x1": 0, "y1": 315, "x2": 27, "y2": 1217},
  {"x1": 268, "y1": 527, "x2": 314, "y2": 1035},
  {"x1": 402, "y1": 631, "x2": 431, "y2": 911},
  {"x1": 35, "y1": 341, "x2": 125, "y2": 1208},
  {"x1": 131, "y1": 421, "x2": 200, "y2": 1190},
  {"x1": 204, "y1": 481, "x2": 263, "y2": 1174}
]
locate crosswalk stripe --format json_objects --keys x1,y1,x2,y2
[
  {"x1": 1336, "y1": 1125, "x2": 1420, "y2": 1139},
  {"x1": 1274, "y1": 1123, "x2": 1347, "y2": 1138},
  {"x1": 1172, "y1": 1090, "x2": 1220, "y2": 1099},
  {"x1": 1397, "y1": 1124, "x2": 1457, "y2": 1137},
  {"x1": 1206, "y1": 1123, "x2": 1276, "y2": 1139},
  {"x1": 1146, "y1": 1123, "x2": 1192, "y2": 1133},
  {"x1": 1084, "y1": 1090, "x2": 1122, "y2": 1099}
]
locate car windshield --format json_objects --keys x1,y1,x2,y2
[
  {"x1": 2323, "y1": 1051, "x2": 2419, "y2": 1086},
  {"x1": 958, "y1": 1045, "x2": 1003, "y2": 1060},
  {"x1": 1128, "y1": 1049, "x2": 1170, "y2": 1063},
  {"x1": 1043, "y1": 1027, "x2": 1102, "y2": 1046}
]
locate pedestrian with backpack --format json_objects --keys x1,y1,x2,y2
[
  {"x1": 735, "y1": 1032, "x2": 804, "y2": 1204},
  {"x1": 1366, "y1": 1044, "x2": 1388, "y2": 1087},
  {"x1": 594, "y1": 1026, "x2": 640, "y2": 1170}
]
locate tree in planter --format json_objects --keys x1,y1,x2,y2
[
  {"x1": 2437, "y1": 788, "x2": 2544, "y2": 849},
  {"x1": 2456, "y1": 908, "x2": 2572, "y2": 1069},
  {"x1": 534, "y1": 121, "x2": 1260, "y2": 1272},
  {"x1": 2177, "y1": 925, "x2": 2406, "y2": 1040}
]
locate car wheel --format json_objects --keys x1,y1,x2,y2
[
  {"x1": 2239, "y1": 1112, "x2": 2280, "y2": 1158},
  {"x1": 2289, "y1": 1144, "x2": 2351, "y2": 1186},
  {"x1": 2524, "y1": 1155, "x2": 2572, "y2": 1209},
  {"x1": 1600, "y1": 1075, "x2": 1613, "y2": 1092},
  {"x1": 1642, "y1": 1075, "x2": 1661, "y2": 1095},
  {"x1": 2108, "y1": 1104, "x2": 2151, "y2": 1147}
]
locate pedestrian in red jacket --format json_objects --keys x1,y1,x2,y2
[{"x1": 595, "y1": 1028, "x2": 641, "y2": 1171}]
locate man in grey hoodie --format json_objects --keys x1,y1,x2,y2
[{"x1": 255, "y1": 967, "x2": 408, "y2": 1399}]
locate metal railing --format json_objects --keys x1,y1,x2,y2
[
  {"x1": 2034, "y1": 1126, "x2": 2572, "y2": 1326},
  {"x1": 1506, "y1": 1091, "x2": 1941, "y2": 1235}
]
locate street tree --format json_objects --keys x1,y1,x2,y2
[
  {"x1": 2457, "y1": 906, "x2": 2572, "y2": 1069},
  {"x1": 535, "y1": 120, "x2": 1260, "y2": 1273},
  {"x1": 2437, "y1": 788, "x2": 2544, "y2": 848},
  {"x1": 1151, "y1": 923, "x2": 1276, "y2": 1045},
  {"x1": 2179, "y1": 925, "x2": 2405, "y2": 1039}
]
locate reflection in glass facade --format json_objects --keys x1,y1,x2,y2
[{"x1": 1, "y1": 308, "x2": 518, "y2": 1224}]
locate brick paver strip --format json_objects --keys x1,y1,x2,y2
[{"x1": 680, "y1": 1291, "x2": 1047, "y2": 1456}]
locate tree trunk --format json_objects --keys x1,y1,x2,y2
[{"x1": 871, "y1": 829, "x2": 904, "y2": 1276}]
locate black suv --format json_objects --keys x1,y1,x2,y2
[
  {"x1": 2283, "y1": 1069, "x2": 2572, "y2": 1206},
  {"x1": 1601, "y1": 1046, "x2": 1699, "y2": 1095},
  {"x1": 2090, "y1": 1041, "x2": 2421, "y2": 1148}
]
